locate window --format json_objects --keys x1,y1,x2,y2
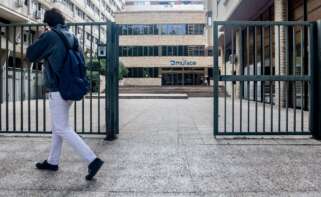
[
  {"x1": 161, "y1": 25, "x2": 168, "y2": 35},
  {"x1": 128, "y1": 47, "x2": 133, "y2": 56},
  {"x1": 122, "y1": 25, "x2": 128, "y2": 35},
  {"x1": 154, "y1": 47, "x2": 159, "y2": 56},
  {"x1": 138, "y1": 46, "x2": 143, "y2": 56},
  {"x1": 120, "y1": 24, "x2": 204, "y2": 35},
  {"x1": 125, "y1": 68, "x2": 159, "y2": 78},
  {"x1": 120, "y1": 46, "x2": 206, "y2": 57},
  {"x1": 143, "y1": 47, "x2": 147, "y2": 56}
]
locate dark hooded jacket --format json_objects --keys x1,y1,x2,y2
[{"x1": 26, "y1": 24, "x2": 76, "y2": 92}]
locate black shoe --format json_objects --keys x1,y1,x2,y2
[
  {"x1": 36, "y1": 160, "x2": 59, "y2": 171},
  {"x1": 86, "y1": 158, "x2": 104, "y2": 180}
]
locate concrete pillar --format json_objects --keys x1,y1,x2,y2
[
  {"x1": 234, "y1": 30, "x2": 242, "y2": 98},
  {"x1": 274, "y1": 0, "x2": 288, "y2": 107},
  {"x1": 218, "y1": 43, "x2": 225, "y2": 87}
]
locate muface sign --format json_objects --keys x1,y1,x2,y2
[{"x1": 170, "y1": 60, "x2": 197, "y2": 66}]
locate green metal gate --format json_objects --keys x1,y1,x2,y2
[
  {"x1": 213, "y1": 21, "x2": 317, "y2": 136},
  {"x1": 0, "y1": 21, "x2": 119, "y2": 140}
]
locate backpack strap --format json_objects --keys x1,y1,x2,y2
[{"x1": 52, "y1": 29, "x2": 76, "y2": 50}]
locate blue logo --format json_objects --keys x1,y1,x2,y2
[{"x1": 170, "y1": 60, "x2": 197, "y2": 66}]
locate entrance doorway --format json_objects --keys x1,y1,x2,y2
[{"x1": 161, "y1": 67, "x2": 205, "y2": 86}]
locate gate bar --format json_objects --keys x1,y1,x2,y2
[
  {"x1": 213, "y1": 22, "x2": 219, "y2": 136},
  {"x1": 310, "y1": 21, "x2": 321, "y2": 139}
]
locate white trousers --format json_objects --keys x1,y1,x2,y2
[{"x1": 47, "y1": 92, "x2": 96, "y2": 165}]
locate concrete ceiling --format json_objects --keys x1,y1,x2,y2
[{"x1": 228, "y1": 0, "x2": 273, "y2": 21}]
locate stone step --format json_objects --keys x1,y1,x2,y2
[
  {"x1": 119, "y1": 86, "x2": 228, "y2": 97},
  {"x1": 120, "y1": 93, "x2": 188, "y2": 99},
  {"x1": 87, "y1": 93, "x2": 188, "y2": 99}
]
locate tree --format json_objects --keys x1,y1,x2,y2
[
  {"x1": 85, "y1": 58, "x2": 128, "y2": 92},
  {"x1": 118, "y1": 61, "x2": 128, "y2": 80}
]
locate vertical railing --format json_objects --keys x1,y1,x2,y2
[
  {"x1": 106, "y1": 22, "x2": 119, "y2": 140},
  {"x1": 213, "y1": 21, "x2": 313, "y2": 136},
  {"x1": 310, "y1": 20, "x2": 321, "y2": 139},
  {"x1": 0, "y1": 22, "x2": 119, "y2": 137},
  {"x1": 213, "y1": 22, "x2": 219, "y2": 136}
]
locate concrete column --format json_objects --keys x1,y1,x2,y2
[
  {"x1": 218, "y1": 44, "x2": 225, "y2": 87},
  {"x1": 234, "y1": 30, "x2": 242, "y2": 98},
  {"x1": 274, "y1": 0, "x2": 288, "y2": 107}
]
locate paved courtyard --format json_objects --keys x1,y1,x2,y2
[
  {"x1": 0, "y1": 98, "x2": 321, "y2": 196},
  {"x1": 0, "y1": 97, "x2": 309, "y2": 134}
]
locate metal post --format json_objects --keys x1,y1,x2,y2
[
  {"x1": 114, "y1": 23, "x2": 120, "y2": 135},
  {"x1": 105, "y1": 21, "x2": 118, "y2": 141},
  {"x1": 213, "y1": 22, "x2": 219, "y2": 137},
  {"x1": 310, "y1": 21, "x2": 321, "y2": 139}
]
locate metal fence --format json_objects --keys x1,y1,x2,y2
[
  {"x1": 0, "y1": 21, "x2": 119, "y2": 139},
  {"x1": 213, "y1": 21, "x2": 315, "y2": 136}
]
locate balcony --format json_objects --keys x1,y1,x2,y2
[{"x1": 0, "y1": 0, "x2": 30, "y2": 22}]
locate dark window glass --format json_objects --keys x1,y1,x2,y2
[
  {"x1": 143, "y1": 25, "x2": 149, "y2": 35},
  {"x1": 119, "y1": 47, "x2": 122, "y2": 56},
  {"x1": 154, "y1": 47, "x2": 159, "y2": 56},
  {"x1": 128, "y1": 46, "x2": 133, "y2": 56},
  {"x1": 127, "y1": 68, "x2": 132, "y2": 77},
  {"x1": 120, "y1": 46, "x2": 205, "y2": 57},
  {"x1": 183, "y1": 46, "x2": 188, "y2": 56},
  {"x1": 167, "y1": 25, "x2": 176, "y2": 35},
  {"x1": 173, "y1": 46, "x2": 178, "y2": 56},
  {"x1": 143, "y1": 68, "x2": 149, "y2": 77},
  {"x1": 124, "y1": 67, "x2": 159, "y2": 78},
  {"x1": 123, "y1": 47, "x2": 128, "y2": 56},
  {"x1": 127, "y1": 25, "x2": 132, "y2": 35},
  {"x1": 168, "y1": 46, "x2": 173, "y2": 56},
  {"x1": 132, "y1": 25, "x2": 138, "y2": 34},
  {"x1": 154, "y1": 25, "x2": 159, "y2": 34},
  {"x1": 148, "y1": 25, "x2": 153, "y2": 34},
  {"x1": 178, "y1": 46, "x2": 184, "y2": 56},
  {"x1": 133, "y1": 46, "x2": 138, "y2": 56},
  {"x1": 162, "y1": 46, "x2": 167, "y2": 56},
  {"x1": 143, "y1": 46, "x2": 148, "y2": 56},
  {"x1": 153, "y1": 68, "x2": 158, "y2": 77},
  {"x1": 120, "y1": 24, "x2": 204, "y2": 35},
  {"x1": 139, "y1": 68, "x2": 144, "y2": 77},
  {"x1": 161, "y1": 25, "x2": 168, "y2": 35},
  {"x1": 177, "y1": 25, "x2": 185, "y2": 35},
  {"x1": 138, "y1": 46, "x2": 143, "y2": 56},
  {"x1": 122, "y1": 25, "x2": 128, "y2": 35}
]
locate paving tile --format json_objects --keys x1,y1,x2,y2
[{"x1": 0, "y1": 99, "x2": 320, "y2": 196}]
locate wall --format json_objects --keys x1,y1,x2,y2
[
  {"x1": 121, "y1": 78, "x2": 162, "y2": 86},
  {"x1": 120, "y1": 56, "x2": 213, "y2": 68},
  {"x1": 116, "y1": 11, "x2": 206, "y2": 24}
]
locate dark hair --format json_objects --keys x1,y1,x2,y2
[{"x1": 43, "y1": 8, "x2": 65, "y2": 27}]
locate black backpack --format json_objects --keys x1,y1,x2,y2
[{"x1": 52, "y1": 29, "x2": 90, "y2": 101}]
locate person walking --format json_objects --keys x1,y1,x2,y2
[{"x1": 26, "y1": 8, "x2": 104, "y2": 181}]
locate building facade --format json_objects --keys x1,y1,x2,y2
[
  {"x1": 209, "y1": 0, "x2": 321, "y2": 109},
  {"x1": 0, "y1": 0, "x2": 125, "y2": 101},
  {"x1": 0, "y1": 0, "x2": 125, "y2": 24},
  {"x1": 116, "y1": 8, "x2": 214, "y2": 86},
  {"x1": 125, "y1": 0, "x2": 204, "y2": 11}
]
